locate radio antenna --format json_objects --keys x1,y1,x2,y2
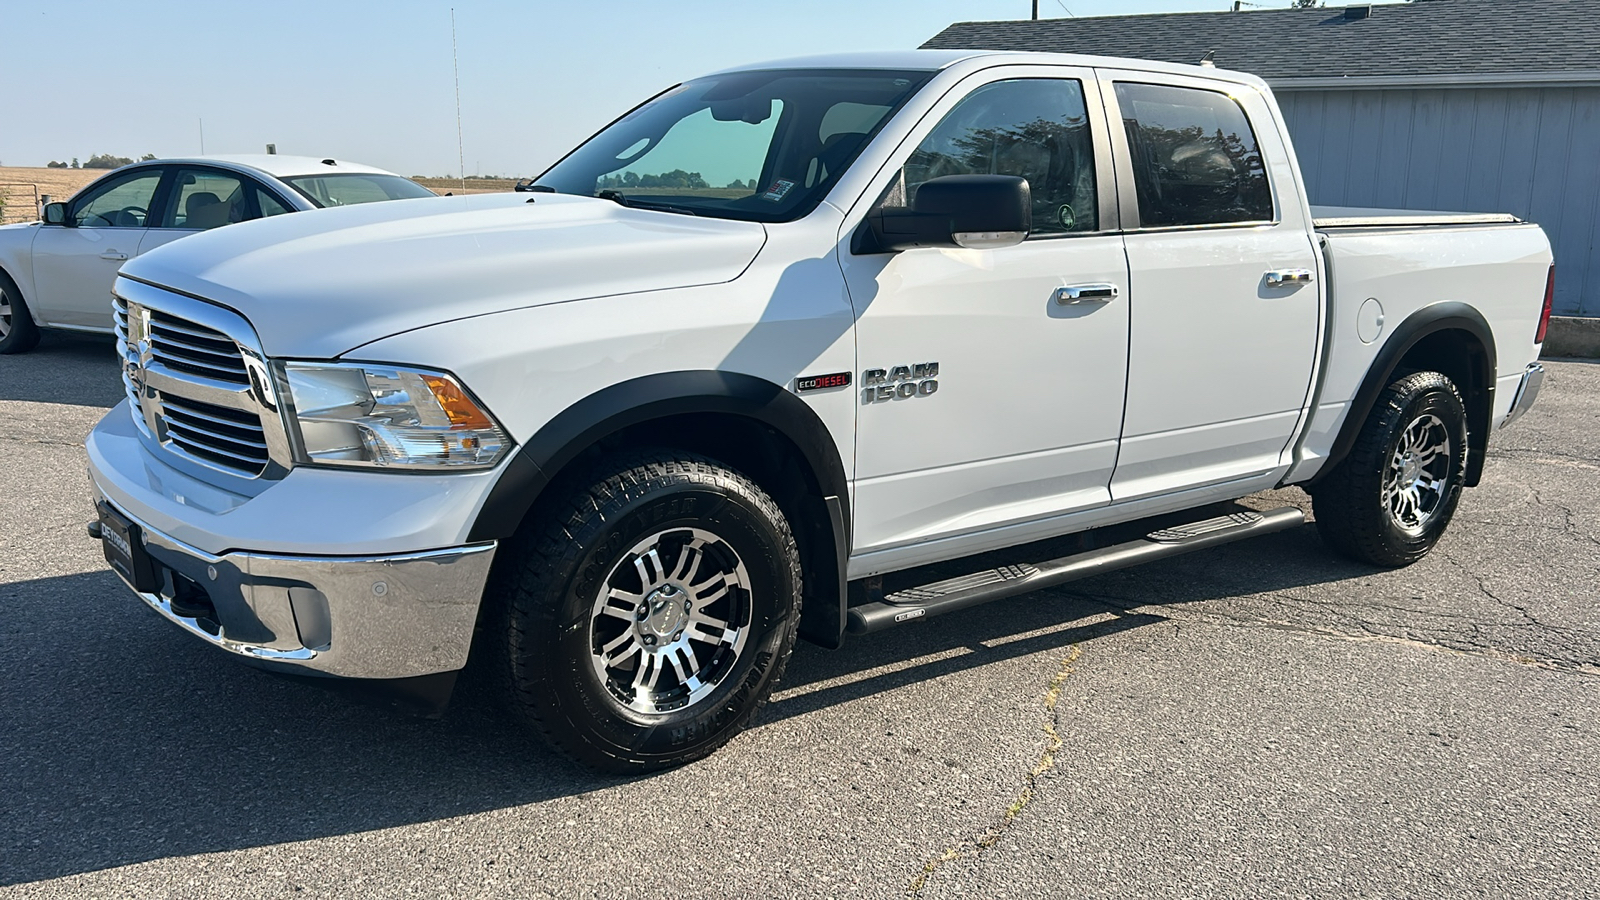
[{"x1": 451, "y1": 8, "x2": 467, "y2": 196}]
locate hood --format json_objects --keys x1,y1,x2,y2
[{"x1": 121, "y1": 193, "x2": 767, "y2": 358}]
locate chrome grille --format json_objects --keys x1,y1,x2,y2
[
  {"x1": 160, "y1": 394, "x2": 271, "y2": 472},
  {"x1": 112, "y1": 296, "x2": 145, "y2": 423},
  {"x1": 114, "y1": 283, "x2": 286, "y2": 481},
  {"x1": 148, "y1": 310, "x2": 251, "y2": 385}
]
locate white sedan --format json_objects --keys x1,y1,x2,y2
[{"x1": 0, "y1": 155, "x2": 436, "y2": 353}]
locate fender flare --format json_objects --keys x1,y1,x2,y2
[
  {"x1": 467, "y1": 370, "x2": 852, "y2": 646},
  {"x1": 1310, "y1": 301, "x2": 1497, "y2": 489}
]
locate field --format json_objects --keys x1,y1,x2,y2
[
  {"x1": 411, "y1": 176, "x2": 519, "y2": 195},
  {"x1": 0, "y1": 167, "x2": 101, "y2": 221}
]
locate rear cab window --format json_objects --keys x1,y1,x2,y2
[{"x1": 1113, "y1": 82, "x2": 1274, "y2": 228}]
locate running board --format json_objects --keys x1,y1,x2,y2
[{"x1": 845, "y1": 506, "x2": 1305, "y2": 634}]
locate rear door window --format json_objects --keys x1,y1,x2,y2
[
  {"x1": 1114, "y1": 82, "x2": 1273, "y2": 228},
  {"x1": 158, "y1": 168, "x2": 257, "y2": 230}
]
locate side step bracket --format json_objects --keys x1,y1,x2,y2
[{"x1": 845, "y1": 506, "x2": 1304, "y2": 634}]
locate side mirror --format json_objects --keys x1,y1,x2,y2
[
  {"x1": 42, "y1": 202, "x2": 70, "y2": 226},
  {"x1": 857, "y1": 175, "x2": 1030, "y2": 253}
]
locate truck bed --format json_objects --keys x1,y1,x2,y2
[{"x1": 1311, "y1": 205, "x2": 1521, "y2": 229}]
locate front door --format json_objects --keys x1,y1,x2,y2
[
  {"x1": 31, "y1": 167, "x2": 164, "y2": 328},
  {"x1": 842, "y1": 71, "x2": 1130, "y2": 561},
  {"x1": 1103, "y1": 75, "x2": 1321, "y2": 501}
]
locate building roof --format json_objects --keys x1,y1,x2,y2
[{"x1": 923, "y1": 0, "x2": 1600, "y2": 82}]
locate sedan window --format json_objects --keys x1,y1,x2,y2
[
  {"x1": 71, "y1": 170, "x2": 162, "y2": 228},
  {"x1": 158, "y1": 168, "x2": 256, "y2": 230},
  {"x1": 282, "y1": 174, "x2": 436, "y2": 208}
]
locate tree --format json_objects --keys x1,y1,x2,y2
[
  {"x1": 139, "y1": 153, "x2": 156, "y2": 161},
  {"x1": 47, "y1": 160, "x2": 68, "y2": 169},
  {"x1": 71, "y1": 158, "x2": 79, "y2": 168},
  {"x1": 84, "y1": 153, "x2": 135, "y2": 169}
]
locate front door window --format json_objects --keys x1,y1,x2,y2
[
  {"x1": 880, "y1": 78, "x2": 1100, "y2": 236},
  {"x1": 71, "y1": 170, "x2": 162, "y2": 228}
]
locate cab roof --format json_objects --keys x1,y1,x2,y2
[{"x1": 708, "y1": 49, "x2": 1267, "y2": 89}]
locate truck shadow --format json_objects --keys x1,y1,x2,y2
[
  {"x1": 0, "y1": 331, "x2": 123, "y2": 408},
  {"x1": 0, "y1": 522, "x2": 1362, "y2": 885}
]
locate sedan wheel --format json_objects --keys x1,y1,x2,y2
[{"x1": 0, "y1": 274, "x2": 42, "y2": 354}]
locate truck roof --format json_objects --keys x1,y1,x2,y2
[{"x1": 710, "y1": 49, "x2": 1269, "y2": 89}]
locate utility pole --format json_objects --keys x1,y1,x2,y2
[{"x1": 1032, "y1": 0, "x2": 1039, "y2": 19}]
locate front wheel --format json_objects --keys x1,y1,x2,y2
[
  {"x1": 1312, "y1": 370, "x2": 1469, "y2": 567},
  {"x1": 484, "y1": 451, "x2": 801, "y2": 773}
]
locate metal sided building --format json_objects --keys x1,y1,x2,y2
[{"x1": 925, "y1": 0, "x2": 1600, "y2": 318}]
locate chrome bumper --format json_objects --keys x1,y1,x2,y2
[
  {"x1": 1502, "y1": 362, "x2": 1546, "y2": 429},
  {"x1": 103, "y1": 501, "x2": 497, "y2": 679}
]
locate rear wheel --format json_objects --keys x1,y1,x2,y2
[
  {"x1": 484, "y1": 450, "x2": 801, "y2": 773},
  {"x1": 1312, "y1": 370, "x2": 1468, "y2": 567},
  {"x1": 0, "y1": 271, "x2": 42, "y2": 355}
]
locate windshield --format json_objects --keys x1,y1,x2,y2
[
  {"x1": 283, "y1": 173, "x2": 436, "y2": 208},
  {"x1": 535, "y1": 68, "x2": 934, "y2": 222}
]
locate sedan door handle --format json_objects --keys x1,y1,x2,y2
[
  {"x1": 1053, "y1": 283, "x2": 1119, "y2": 305},
  {"x1": 1265, "y1": 269, "x2": 1313, "y2": 288},
  {"x1": 100, "y1": 250, "x2": 129, "y2": 261}
]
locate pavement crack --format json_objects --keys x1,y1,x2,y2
[
  {"x1": 907, "y1": 646, "x2": 1081, "y2": 898},
  {"x1": 1177, "y1": 606, "x2": 1600, "y2": 678},
  {"x1": 1528, "y1": 487, "x2": 1600, "y2": 551}
]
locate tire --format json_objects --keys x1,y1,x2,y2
[
  {"x1": 0, "y1": 270, "x2": 42, "y2": 355},
  {"x1": 482, "y1": 450, "x2": 802, "y2": 774},
  {"x1": 1312, "y1": 370, "x2": 1469, "y2": 567}
]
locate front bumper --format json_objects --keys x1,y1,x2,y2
[
  {"x1": 98, "y1": 498, "x2": 496, "y2": 678},
  {"x1": 1502, "y1": 362, "x2": 1546, "y2": 429},
  {"x1": 87, "y1": 401, "x2": 505, "y2": 679}
]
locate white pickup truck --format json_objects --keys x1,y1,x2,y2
[{"x1": 86, "y1": 51, "x2": 1553, "y2": 772}]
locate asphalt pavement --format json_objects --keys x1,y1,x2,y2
[{"x1": 2, "y1": 331, "x2": 1596, "y2": 899}]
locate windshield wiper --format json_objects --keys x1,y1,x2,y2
[
  {"x1": 615, "y1": 197, "x2": 701, "y2": 217},
  {"x1": 594, "y1": 190, "x2": 700, "y2": 217}
]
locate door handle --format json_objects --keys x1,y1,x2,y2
[
  {"x1": 1265, "y1": 269, "x2": 1313, "y2": 288},
  {"x1": 1052, "y1": 283, "x2": 1119, "y2": 305},
  {"x1": 100, "y1": 250, "x2": 129, "y2": 261}
]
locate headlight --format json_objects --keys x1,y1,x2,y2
[{"x1": 278, "y1": 362, "x2": 510, "y2": 470}]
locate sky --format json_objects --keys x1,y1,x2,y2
[{"x1": 3, "y1": 0, "x2": 1314, "y2": 178}]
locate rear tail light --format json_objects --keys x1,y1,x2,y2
[{"x1": 1535, "y1": 265, "x2": 1554, "y2": 344}]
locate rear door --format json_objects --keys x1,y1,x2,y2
[
  {"x1": 30, "y1": 167, "x2": 165, "y2": 328},
  {"x1": 1102, "y1": 73, "x2": 1321, "y2": 501}
]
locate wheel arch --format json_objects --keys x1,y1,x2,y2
[
  {"x1": 0, "y1": 260, "x2": 38, "y2": 323},
  {"x1": 468, "y1": 370, "x2": 852, "y2": 648},
  {"x1": 1312, "y1": 302, "x2": 1496, "y2": 489}
]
